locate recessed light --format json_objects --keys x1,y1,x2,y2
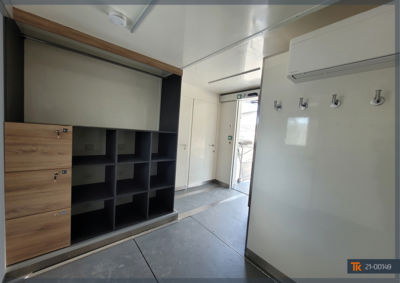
[{"x1": 109, "y1": 10, "x2": 127, "y2": 28}]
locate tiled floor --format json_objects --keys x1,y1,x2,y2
[
  {"x1": 23, "y1": 184, "x2": 270, "y2": 282},
  {"x1": 233, "y1": 181, "x2": 250, "y2": 195}
]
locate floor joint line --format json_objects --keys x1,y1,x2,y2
[
  {"x1": 190, "y1": 216, "x2": 272, "y2": 280},
  {"x1": 133, "y1": 239, "x2": 160, "y2": 283}
]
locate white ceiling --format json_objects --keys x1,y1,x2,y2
[{"x1": 11, "y1": 4, "x2": 322, "y2": 94}]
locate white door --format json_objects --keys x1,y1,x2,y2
[
  {"x1": 175, "y1": 96, "x2": 194, "y2": 190},
  {"x1": 216, "y1": 101, "x2": 238, "y2": 187},
  {"x1": 188, "y1": 100, "x2": 218, "y2": 187}
]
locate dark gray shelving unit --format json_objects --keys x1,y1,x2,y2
[
  {"x1": 71, "y1": 128, "x2": 177, "y2": 242},
  {"x1": 71, "y1": 75, "x2": 181, "y2": 243}
]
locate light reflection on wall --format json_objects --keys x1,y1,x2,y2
[{"x1": 285, "y1": 117, "x2": 309, "y2": 146}]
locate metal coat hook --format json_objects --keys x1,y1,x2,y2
[
  {"x1": 299, "y1": 97, "x2": 308, "y2": 110},
  {"x1": 330, "y1": 94, "x2": 341, "y2": 108},
  {"x1": 274, "y1": 100, "x2": 282, "y2": 111},
  {"x1": 370, "y1": 89, "x2": 384, "y2": 106}
]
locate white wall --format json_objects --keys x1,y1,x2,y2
[
  {"x1": 24, "y1": 39, "x2": 162, "y2": 130},
  {"x1": 181, "y1": 81, "x2": 219, "y2": 104},
  {"x1": 247, "y1": 52, "x2": 395, "y2": 278},
  {"x1": 216, "y1": 101, "x2": 238, "y2": 186},
  {"x1": 0, "y1": 15, "x2": 6, "y2": 282},
  {"x1": 176, "y1": 81, "x2": 219, "y2": 187}
]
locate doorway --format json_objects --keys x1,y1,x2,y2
[{"x1": 231, "y1": 99, "x2": 258, "y2": 195}]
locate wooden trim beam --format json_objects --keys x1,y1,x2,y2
[{"x1": 13, "y1": 7, "x2": 183, "y2": 76}]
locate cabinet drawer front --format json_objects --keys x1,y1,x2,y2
[
  {"x1": 5, "y1": 122, "x2": 72, "y2": 172},
  {"x1": 6, "y1": 209, "x2": 71, "y2": 265},
  {"x1": 5, "y1": 169, "x2": 71, "y2": 219}
]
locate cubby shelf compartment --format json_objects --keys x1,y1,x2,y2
[
  {"x1": 72, "y1": 183, "x2": 113, "y2": 204},
  {"x1": 117, "y1": 163, "x2": 149, "y2": 196},
  {"x1": 150, "y1": 161, "x2": 176, "y2": 190},
  {"x1": 71, "y1": 199, "x2": 114, "y2": 243},
  {"x1": 115, "y1": 193, "x2": 148, "y2": 229},
  {"x1": 71, "y1": 165, "x2": 115, "y2": 205},
  {"x1": 151, "y1": 132, "x2": 177, "y2": 161},
  {"x1": 117, "y1": 130, "x2": 151, "y2": 164},
  {"x1": 149, "y1": 187, "x2": 174, "y2": 218},
  {"x1": 72, "y1": 127, "x2": 117, "y2": 167}
]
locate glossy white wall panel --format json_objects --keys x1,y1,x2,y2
[
  {"x1": 24, "y1": 40, "x2": 161, "y2": 130},
  {"x1": 247, "y1": 52, "x2": 395, "y2": 278}
]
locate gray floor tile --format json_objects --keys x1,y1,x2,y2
[
  {"x1": 192, "y1": 195, "x2": 249, "y2": 255},
  {"x1": 135, "y1": 217, "x2": 266, "y2": 280},
  {"x1": 27, "y1": 241, "x2": 156, "y2": 282},
  {"x1": 174, "y1": 187, "x2": 242, "y2": 214},
  {"x1": 233, "y1": 181, "x2": 250, "y2": 195}
]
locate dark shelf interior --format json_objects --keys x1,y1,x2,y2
[
  {"x1": 150, "y1": 161, "x2": 176, "y2": 190},
  {"x1": 71, "y1": 200, "x2": 114, "y2": 243},
  {"x1": 150, "y1": 176, "x2": 174, "y2": 190},
  {"x1": 73, "y1": 155, "x2": 114, "y2": 166},
  {"x1": 118, "y1": 154, "x2": 148, "y2": 164},
  {"x1": 151, "y1": 153, "x2": 175, "y2": 162},
  {"x1": 117, "y1": 131, "x2": 150, "y2": 164},
  {"x1": 73, "y1": 128, "x2": 117, "y2": 166},
  {"x1": 117, "y1": 163, "x2": 149, "y2": 196},
  {"x1": 117, "y1": 179, "x2": 147, "y2": 196},
  {"x1": 151, "y1": 133, "x2": 177, "y2": 161},
  {"x1": 72, "y1": 165, "x2": 115, "y2": 205},
  {"x1": 149, "y1": 187, "x2": 174, "y2": 218},
  {"x1": 115, "y1": 193, "x2": 148, "y2": 228},
  {"x1": 72, "y1": 182, "x2": 113, "y2": 204}
]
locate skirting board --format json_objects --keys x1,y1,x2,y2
[
  {"x1": 214, "y1": 180, "x2": 229, "y2": 188},
  {"x1": 184, "y1": 179, "x2": 229, "y2": 190},
  {"x1": 175, "y1": 185, "x2": 187, "y2": 191},
  {"x1": 245, "y1": 247, "x2": 295, "y2": 283},
  {"x1": 4, "y1": 211, "x2": 178, "y2": 282}
]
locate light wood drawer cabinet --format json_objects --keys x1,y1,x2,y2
[
  {"x1": 5, "y1": 169, "x2": 71, "y2": 219},
  {"x1": 5, "y1": 122, "x2": 72, "y2": 172},
  {"x1": 6, "y1": 209, "x2": 71, "y2": 265},
  {"x1": 4, "y1": 122, "x2": 72, "y2": 265}
]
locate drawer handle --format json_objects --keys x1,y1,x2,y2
[
  {"x1": 56, "y1": 129, "x2": 60, "y2": 138},
  {"x1": 54, "y1": 210, "x2": 69, "y2": 216}
]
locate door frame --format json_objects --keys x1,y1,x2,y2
[{"x1": 230, "y1": 97, "x2": 258, "y2": 190}]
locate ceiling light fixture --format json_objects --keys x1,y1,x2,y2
[{"x1": 108, "y1": 10, "x2": 127, "y2": 28}]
